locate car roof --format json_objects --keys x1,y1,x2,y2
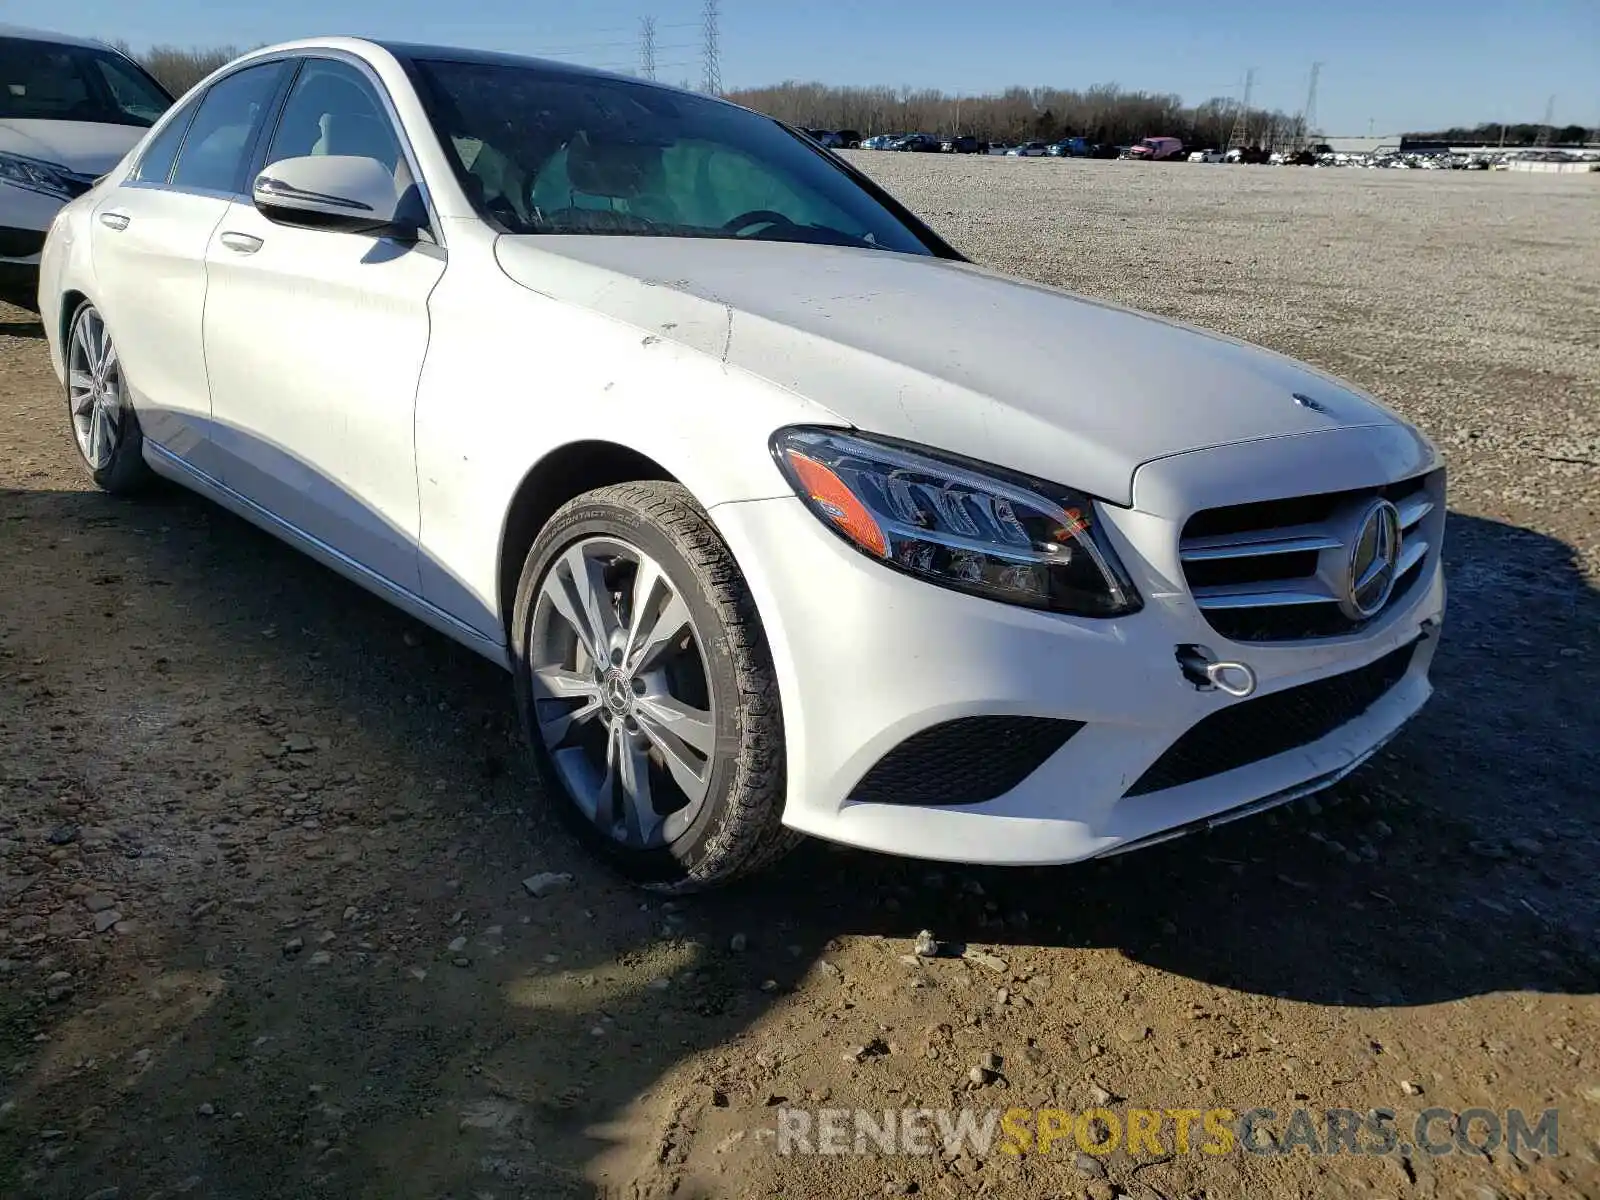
[
  {"x1": 238, "y1": 37, "x2": 739, "y2": 110},
  {"x1": 0, "y1": 23, "x2": 113, "y2": 50}
]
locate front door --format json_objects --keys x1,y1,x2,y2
[{"x1": 202, "y1": 58, "x2": 444, "y2": 592}]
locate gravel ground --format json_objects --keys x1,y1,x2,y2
[{"x1": 1, "y1": 158, "x2": 1598, "y2": 1200}]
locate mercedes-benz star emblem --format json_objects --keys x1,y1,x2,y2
[
  {"x1": 1292, "y1": 392, "x2": 1330, "y2": 413},
  {"x1": 603, "y1": 671, "x2": 632, "y2": 713},
  {"x1": 1341, "y1": 499, "x2": 1402, "y2": 621}
]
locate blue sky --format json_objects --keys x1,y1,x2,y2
[{"x1": 9, "y1": 0, "x2": 1597, "y2": 133}]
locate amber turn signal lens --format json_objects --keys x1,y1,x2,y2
[{"x1": 783, "y1": 450, "x2": 889, "y2": 558}]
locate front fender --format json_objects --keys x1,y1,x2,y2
[
  {"x1": 413, "y1": 230, "x2": 844, "y2": 642},
  {"x1": 39, "y1": 193, "x2": 100, "y2": 383}
]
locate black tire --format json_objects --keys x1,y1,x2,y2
[
  {"x1": 64, "y1": 300, "x2": 152, "y2": 495},
  {"x1": 511, "y1": 481, "x2": 798, "y2": 891}
]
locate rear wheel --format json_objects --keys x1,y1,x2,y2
[
  {"x1": 65, "y1": 301, "x2": 151, "y2": 494},
  {"x1": 511, "y1": 482, "x2": 796, "y2": 891}
]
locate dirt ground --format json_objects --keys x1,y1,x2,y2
[{"x1": 2, "y1": 162, "x2": 1598, "y2": 1200}]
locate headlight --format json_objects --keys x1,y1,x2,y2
[
  {"x1": 770, "y1": 427, "x2": 1142, "y2": 617},
  {"x1": 0, "y1": 152, "x2": 92, "y2": 202}
]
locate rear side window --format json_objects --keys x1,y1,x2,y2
[
  {"x1": 170, "y1": 62, "x2": 286, "y2": 193},
  {"x1": 130, "y1": 97, "x2": 200, "y2": 184}
]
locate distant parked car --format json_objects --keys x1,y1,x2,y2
[
  {"x1": 0, "y1": 25, "x2": 173, "y2": 309},
  {"x1": 835, "y1": 129, "x2": 862, "y2": 149},
  {"x1": 897, "y1": 133, "x2": 941, "y2": 153},
  {"x1": 1046, "y1": 137, "x2": 1090, "y2": 157},
  {"x1": 1128, "y1": 136, "x2": 1184, "y2": 161},
  {"x1": 940, "y1": 135, "x2": 984, "y2": 154},
  {"x1": 1187, "y1": 148, "x2": 1224, "y2": 163},
  {"x1": 1007, "y1": 141, "x2": 1049, "y2": 157},
  {"x1": 1087, "y1": 142, "x2": 1120, "y2": 159},
  {"x1": 803, "y1": 129, "x2": 845, "y2": 150},
  {"x1": 860, "y1": 134, "x2": 899, "y2": 150}
]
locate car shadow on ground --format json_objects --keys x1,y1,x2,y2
[
  {"x1": 2, "y1": 475, "x2": 1595, "y2": 1197},
  {"x1": 0, "y1": 312, "x2": 44, "y2": 339}
]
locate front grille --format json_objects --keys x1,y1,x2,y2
[
  {"x1": 851, "y1": 716, "x2": 1083, "y2": 806},
  {"x1": 0, "y1": 226, "x2": 46, "y2": 259},
  {"x1": 1180, "y1": 472, "x2": 1443, "y2": 642},
  {"x1": 1125, "y1": 640, "x2": 1418, "y2": 796}
]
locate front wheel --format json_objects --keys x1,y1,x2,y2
[
  {"x1": 64, "y1": 300, "x2": 151, "y2": 494},
  {"x1": 511, "y1": 482, "x2": 797, "y2": 891}
]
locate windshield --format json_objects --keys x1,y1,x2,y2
[
  {"x1": 407, "y1": 58, "x2": 936, "y2": 254},
  {"x1": 0, "y1": 38, "x2": 172, "y2": 127}
]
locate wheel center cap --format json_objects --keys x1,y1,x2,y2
[{"x1": 603, "y1": 670, "x2": 632, "y2": 713}]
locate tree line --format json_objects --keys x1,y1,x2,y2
[
  {"x1": 115, "y1": 44, "x2": 242, "y2": 97},
  {"x1": 112, "y1": 45, "x2": 1588, "y2": 151},
  {"x1": 722, "y1": 81, "x2": 1305, "y2": 149},
  {"x1": 1405, "y1": 121, "x2": 1594, "y2": 147}
]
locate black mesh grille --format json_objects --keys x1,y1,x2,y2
[
  {"x1": 852, "y1": 717, "x2": 1083, "y2": 806},
  {"x1": 1125, "y1": 640, "x2": 1418, "y2": 797}
]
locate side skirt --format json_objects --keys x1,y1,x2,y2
[{"x1": 143, "y1": 442, "x2": 512, "y2": 670}]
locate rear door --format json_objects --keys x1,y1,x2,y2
[
  {"x1": 91, "y1": 60, "x2": 288, "y2": 477},
  {"x1": 201, "y1": 56, "x2": 444, "y2": 591}
]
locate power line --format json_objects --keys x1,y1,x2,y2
[{"x1": 701, "y1": 0, "x2": 722, "y2": 95}]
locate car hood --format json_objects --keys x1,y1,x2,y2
[
  {"x1": 0, "y1": 119, "x2": 145, "y2": 175},
  {"x1": 494, "y1": 237, "x2": 1399, "y2": 505}
]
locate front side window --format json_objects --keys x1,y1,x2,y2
[
  {"x1": 266, "y1": 60, "x2": 403, "y2": 175},
  {"x1": 170, "y1": 62, "x2": 287, "y2": 194},
  {"x1": 0, "y1": 38, "x2": 171, "y2": 127},
  {"x1": 407, "y1": 58, "x2": 935, "y2": 255}
]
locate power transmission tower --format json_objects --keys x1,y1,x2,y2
[
  {"x1": 1534, "y1": 94, "x2": 1555, "y2": 146},
  {"x1": 639, "y1": 16, "x2": 657, "y2": 81},
  {"x1": 701, "y1": 0, "x2": 722, "y2": 95},
  {"x1": 1227, "y1": 68, "x2": 1256, "y2": 151},
  {"x1": 1294, "y1": 61, "x2": 1322, "y2": 152}
]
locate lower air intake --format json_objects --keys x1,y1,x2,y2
[
  {"x1": 1125, "y1": 640, "x2": 1418, "y2": 797},
  {"x1": 852, "y1": 716, "x2": 1083, "y2": 806}
]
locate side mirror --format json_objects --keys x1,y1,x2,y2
[{"x1": 252, "y1": 155, "x2": 418, "y2": 238}]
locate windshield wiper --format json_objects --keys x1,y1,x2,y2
[{"x1": 742, "y1": 222, "x2": 883, "y2": 250}]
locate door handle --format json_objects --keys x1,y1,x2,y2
[
  {"x1": 219, "y1": 231, "x2": 263, "y2": 254},
  {"x1": 99, "y1": 211, "x2": 130, "y2": 231}
]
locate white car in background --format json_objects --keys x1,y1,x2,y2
[
  {"x1": 39, "y1": 39, "x2": 1446, "y2": 891},
  {"x1": 0, "y1": 25, "x2": 172, "y2": 308}
]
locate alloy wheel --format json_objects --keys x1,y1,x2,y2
[
  {"x1": 67, "y1": 308, "x2": 123, "y2": 470},
  {"x1": 528, "y1": 537, "x2": 716, "y2": 849}
]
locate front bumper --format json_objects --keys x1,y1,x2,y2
[
  {"x1": 0, "y1": 185, "x2": 54, "y2": 307},
  {"x1": 709, "y1": 435, "x2": 1444, "y2": 867}
]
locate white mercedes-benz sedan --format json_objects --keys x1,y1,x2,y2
[{"x1": 39, "y1": 38, "x2": 1446, "y2": 890}]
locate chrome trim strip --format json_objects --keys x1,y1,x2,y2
[
  {"x1": 1395, "y1": 537, "x2": 1429, "y2": 577},
  {"x1": 143, "y1": 443, "x2": 507, "y2": 665},
  {"x1": 1180, "y1": 531, "x2": 1342, "y2": 562},
  {"x1": 1396, "y1": 494, "x2": 1433, "y2": 529},
  {"x1": 1193, "y1": 585, "x2": 1337, "y2": 610}
]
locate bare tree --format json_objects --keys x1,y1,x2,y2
[{"x1": 112, "y1": 41, "x2": 243, "y2": 97}]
